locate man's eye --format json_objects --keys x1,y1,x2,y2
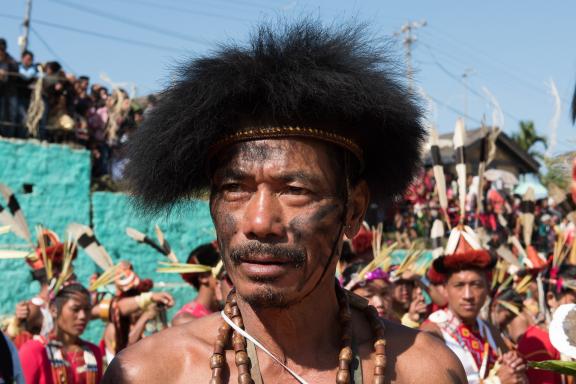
[
  {"x1": 285, "y1": 186, "x2": 309, "y2": 195},
  {"x1": 221, "y1": 183, "x2": 243, "y2": 192}
]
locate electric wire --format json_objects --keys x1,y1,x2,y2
[
  {"x1": 30, "y1": 26, "x2": 77, "y2": 73},
  {"x1": 0, "y1": 13, "x2": 183, "y2": 53},
  {"x1": 418, "y1": 42, "x2": 523, "y2": 123},
  {"x1": 49, "y1": 0, "x2": 211, "y2": 46}
]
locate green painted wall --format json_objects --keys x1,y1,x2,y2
[{"x1": 0, "y1": 138, "x2": 214, "y2": 343}]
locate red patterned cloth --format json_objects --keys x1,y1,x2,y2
[
  {"x1": 18, "y1": 337, "x2": 102, "y2": 384},
  {"x1": 517, "y1": 325, "x2": 561, "y2": 384},
  {"x1": 175, "y1": 301, "x2": 212, "y2": 319}
]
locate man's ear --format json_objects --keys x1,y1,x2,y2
[{"x1": 344, "y1": 180, "x2": 370, "y2": 239}]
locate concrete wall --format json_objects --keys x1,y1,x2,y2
[{"x1": 0, "y1": 138, "x2": 214, "y2": 343}]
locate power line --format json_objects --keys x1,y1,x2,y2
[
  {"x1": 30, "y1": 26, "x2": 77, "y2": 73},
  {"x1": 97, "y1": 0, "x2": 252, "y2": 23},
  {"x1": 418, "y1": 42, "x2": 523, "y2": 123},
  {"x1": 425, "y1": 25, "x2": 549, "y2": 93},
  {"x1": 426, "y1": 94, "x2": 484, "y2": 126},
  {"x1": 0, "y1": 13, "x2": 183, "y2": 53},
  {"x1": 421, "y1": 27, "x2": 567, "y2": 104},
  {"x1": 49, "y1": 0, "x2": 211, "y2": 46}
]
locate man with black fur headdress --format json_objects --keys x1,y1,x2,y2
[{"x1": 103, "y1": 19, "x2": 466, "y2": 383}]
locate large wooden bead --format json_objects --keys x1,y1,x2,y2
[
  {"x1": 209, "y1": 377, "x2": 223, "y2": 384},
  {"x1": 210, "y1": 353, "x2": 225, "y2": 369},
  {"x1": 232, "y1": 333, "x2": 245, "y2": 347},
  {"x1": 339, "y1": 346, "x2": 353, "y2": 361},
  {"x1": 374, "y1": 339, "x2": 386, "y2": 355},
  {"x1": 336, "y1": 369, "x2": 351, "y2": 384},
  {"x1": 213, "y1": 341, "x2": 225, "y2": 354},
  {"x1": 235, "y1": 350, "x2": 250, "y2": 366},
  {"x1": 231, "y1": 305, "x2": 241, "y2": 318},
  {"x1": 238, "y1": 372, "x2": 254, "y2": 384},
  {"x1": 229, "y1": 294, "x2": 238, "y2": 306},
  {"x1": 374, "y1": 365, "x2": 386, "y2": 376},
  {"x1": 374, "y1": 354, "x2": 386, "y2": 367},
  {"x1": 339, "y1": 359, "x2": 351, "y2": 370},
  {"x1": 224, "y1": 303, "x2": 233, "y2": 316},
  {"x1": 373, "y1": 374, "x2": 386, "y2": 384}
]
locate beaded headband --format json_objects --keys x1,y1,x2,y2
[{"x1": 208, "y1": 126, "x2": 364, "y2": 167}]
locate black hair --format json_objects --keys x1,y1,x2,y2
[
  {"x1": 31, "y1": 269, "x2": 48, "y2": 285},
  {"x1": 339, "y1": 241, "x2": 355, "y2": 264},
  {"x1": 52, "y1": 283, "x2": 91, "y2": 314},
  {"x1": 125, "y1": 18, "x2": 425, "y2": 214},
  {"x1": 341, "y1": 261, "x2": 367, "y2": 288},
  {"x1": 45, "y1": 61, "x2": 62, "y2": 74},
  {"x1": 79, "y1": 75, "x2": 90, "y2": 82},
  {"x1": 496, "y1": 288, "x2": 524, "y2": 311},
  {"x1": 21, "y1": 50, "x2": 33, "y2": 58},
  {"x1": 184, "y1": 243, "x2": 220, "y2": 289}
]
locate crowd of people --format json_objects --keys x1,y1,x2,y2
[
  {"x1": 2, "y1": 18, "x2": 576, "y2": 384},
  {"x1": 0, "y1": 38, "x2": 153, "y2": 184},
  {"x1": 2, "y1": 162, "x2": 576, "y2": 383}
]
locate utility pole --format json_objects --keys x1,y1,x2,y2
[
  {"x1": 395, "y1": 20, "x2": 426, "y2": 93},
  {"x1": 18, "y1": 0, "x2": 33, "y2": 55}
]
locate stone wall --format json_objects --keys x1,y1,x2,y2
[{"x1": 0, "y1": 139, "x2": 214, "y2": 342}]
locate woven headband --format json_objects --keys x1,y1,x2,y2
[{"x1": 208, "y1": 126, "x2": 364, "y2": 167}]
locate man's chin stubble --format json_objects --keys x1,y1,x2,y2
[{"x1": 241, "y1": 285, "x2": 290, "y2": 309}]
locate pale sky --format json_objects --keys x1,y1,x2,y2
[{"x1": 3, "y1": 0, "x2": 575, "y2": 156}]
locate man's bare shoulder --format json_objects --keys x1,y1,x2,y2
[
  {"x1": 384, "y1": 320, "x2": 467, "y2": 384},
  {"x1": 102, "y1": 313, "x2": 222, "y2": 384}
]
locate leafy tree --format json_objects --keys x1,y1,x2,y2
[{"x1": 511, "y1": 121, "x2": 548, "y2": 161}]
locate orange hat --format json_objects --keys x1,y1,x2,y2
[{"x1": 427, "y1": 225, "x2": 495, "y2": 284}]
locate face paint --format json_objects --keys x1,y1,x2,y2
[{"x1": 210, "y1": 138, "x2": 347, "y2": 308}]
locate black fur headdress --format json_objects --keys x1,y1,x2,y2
[{"x1": 125, "y1": 19, "x2": 426, "y2": 213}]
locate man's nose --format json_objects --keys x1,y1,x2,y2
[
  {"x1": 463, "y1": 285, "x2": 473, "y2": 299},
  {"x1": 242, "y1": 188, "x2": 286, "y2": 241}
]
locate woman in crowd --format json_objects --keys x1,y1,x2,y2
[{"x1": 18, "y1": 282, "x2": 103, "y2": 384}]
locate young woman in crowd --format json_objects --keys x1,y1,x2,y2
[{"x1": 18, "y1": 282, "x2": 103, "y2": 384}]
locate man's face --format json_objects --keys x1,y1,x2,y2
[
  {"x1": 444, "y1": 270, "x2": 488, "y2": 323},
  {"x1": 210, "y1": 138, "x2": 361, "y2": 308},
  {"x1": 22, "y1": 53, "x2": 33, "y2": 66}
]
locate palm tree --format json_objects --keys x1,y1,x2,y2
[{"x1": 511, "y1": 120, "x2": 548, "y2": 161}]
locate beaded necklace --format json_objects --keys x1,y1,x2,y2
[{"x1": 209, "y1": 286, "x2": 387, "y2": 384}]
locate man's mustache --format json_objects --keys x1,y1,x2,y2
[{"x1": 229, "y1": 242, "x2": 306, "y2": 268}]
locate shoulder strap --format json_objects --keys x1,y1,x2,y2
[{"x1": 246, "y1": 339, "x2": 264, "y2": 384}]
